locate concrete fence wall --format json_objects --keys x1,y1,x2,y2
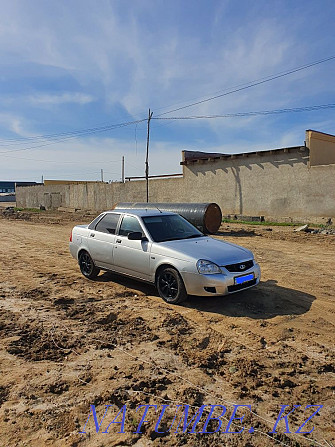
[
  {"x1": 182, "y1": 147, "x2": 335, "y2": 220},
  {"x1": 16, "y1": 177, "x2": 185, "y2": 213},
  {"x1": 16, "y1": 146, "x2": 335, "y2": 222}
]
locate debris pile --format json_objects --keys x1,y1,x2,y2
[
  {"x1": 294, "y1": 223, "x2": 335, "y2": 235},
  {"x1": 0, "y1": 207, "x2": 31, "y2": 220}
]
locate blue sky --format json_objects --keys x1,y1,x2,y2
[{"x1": 0, "y1": 0, "x2": 335, "y2": 181}]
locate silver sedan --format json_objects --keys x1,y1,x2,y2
[{"x1": 69, "y1": 209, "x2": 261, "y2": 304}]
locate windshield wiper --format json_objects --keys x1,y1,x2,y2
[
  {"x1": 158, "y1": 236, "x2": 186, "y2": 242},
  {"x1": 184, "y1": 234, "x2": 205, "y2": 239},
  {"x1": 157, "y1": 234, "x2": 204, "y2": 242}
]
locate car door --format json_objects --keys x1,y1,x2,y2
[
  {"x1": 86, "y1": 213, "x2": 121, "y2": 269},
  {"x1": 113, "y1": 214, "x2": 151, "y2": 280}
]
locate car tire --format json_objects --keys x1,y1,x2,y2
[
  {"x1": 156, "y1": 267, "x2": 187, "y2": 304},
  {"x1": 78, "y1": 251, "x2": 100, "y2": 280}
]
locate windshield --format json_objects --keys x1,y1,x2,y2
[{"x1": 142, "y1": 214, "x2": 204, "y2": 242}]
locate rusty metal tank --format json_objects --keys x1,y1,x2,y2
[{"x1": 113, "y1": 202, "x2": 222, "y2": 234}]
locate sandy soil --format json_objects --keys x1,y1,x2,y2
[{"x1": 0, "y1": 210, "x2": 334, "y2": 447}]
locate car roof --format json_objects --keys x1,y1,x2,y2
[{"x1": 105, "y1": 208, "x2": 176, "y2": 217}]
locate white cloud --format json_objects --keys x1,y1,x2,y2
[
  {"x1": 27, "y1": 93, "x2": 95, "y2": 105},
  {"x1": 0, "y1": 113, "x2": 34, "y2": 138}
]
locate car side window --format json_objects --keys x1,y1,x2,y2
[
  {"x1": 88, "y1": 213, "x2": 105, "y2": 230},
  {"x1": 95, "y1": 213, "x2": 120, "y2": 234},
  {"x1": 118, "y1": 215, "x2": 143, "y2": 237}
]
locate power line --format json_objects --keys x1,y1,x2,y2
[
  {"x1": 0, "y1": 118, "x2": 146, "y2": 144},
  {"x1": 153, "y1": 103, "x2": 335, "y2": 121},
  {"x1": 0, "y1": 118, "x2": 147, "y2": 154},
  {"x1": 1, "y1": 103, "x2": 334, "y2": 163},
  {"x1": 5, "y1": 103, "x2": 331, "y2": 162},
  {"x1": 155, "y1": 55, "x2": 335, "y2": 116}
]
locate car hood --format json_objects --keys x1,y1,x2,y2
[{"x1": 152, "y1": 236, "x2": 253, "y2": 265}]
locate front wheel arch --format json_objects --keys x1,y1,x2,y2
[
  {"x1": 155, "y1": 263, "x2": 178, "y2": 283},
  {"x1": 155, "y1": 265, "x2": 187, "y2": 304}
]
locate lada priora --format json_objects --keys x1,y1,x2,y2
[{"x1": 69, "y1": 209, "x2": 261, "y2": 304}]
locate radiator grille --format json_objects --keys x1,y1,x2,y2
[{"x1": 224, "y1": 260, "x2": 254, "y2": 272}]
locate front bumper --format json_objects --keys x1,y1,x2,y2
[{"x1": 181, "y1": 262, "x2": 261, "y2": 296}]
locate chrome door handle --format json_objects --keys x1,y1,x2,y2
[
  {"x1": 90, "y1": 233, "x2": 95, "y2": 237},
  {"x1": 116, "y1": 239, "x2": 122, "y2": 243}
]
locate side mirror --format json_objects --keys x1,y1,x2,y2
[{"x1": 128, "y1": 231, "x2": 144, "y2": 241}]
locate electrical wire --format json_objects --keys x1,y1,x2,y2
[
  {"x1": 0, "y1": 119, "x2": 146, "y2": 144},
  {"x1": 0, "y1": 119, "x2": 147, "y2": 154},
  {"x1": 1, "y1": 101, "x2": 333, "y2": 170},
  {"x1": 152, "y1": 103, "x2": 335, "y2": 121},
  {"x1": 155, "y1": 55, "x2": 335, "y2": 116},
  {"x1": 2, "y1": 103, "x2": 333, "y2": 164}
]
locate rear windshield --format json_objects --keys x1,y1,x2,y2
[{"x1": 142, "y1": 214, "x2": 203, "y2": 242}]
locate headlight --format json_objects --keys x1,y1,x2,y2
[{"x1": 197, "y1": 259, "x2": 222, "y2": 275}]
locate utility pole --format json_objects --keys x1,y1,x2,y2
[
  {"x1": 101, "y1": 169, "x2": 104, "y2": 182},
  {"x1": 121, "y1": 156, "x2": 125, "y2": 183},
  {"x1": 145, "y1": 108, "x2": 153, "y2": 202}
]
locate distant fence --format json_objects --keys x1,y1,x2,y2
[{"x1": 16, "y1": 176, "x2": 184, "y2": 212}]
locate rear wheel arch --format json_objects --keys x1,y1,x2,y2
[
  {"x1": 77, "y1": 248, "x2": 88, "y2": 261},
  {"x1": 78, "y1": 249, "x2": 100, "y2": 280}
]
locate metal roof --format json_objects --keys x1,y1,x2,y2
[{"x1": 180, "y1": 146, "x2": 305, "y2": 165}]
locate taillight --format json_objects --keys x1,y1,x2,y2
[{"x1": 70, "y1": 231, "x2": 72, "y2": 242}]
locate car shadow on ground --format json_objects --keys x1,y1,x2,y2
[
  {"x1": 94, "y1": 271, "x2": 157, "y2": 296},
  {"x1": 94, "y1": 274, "x2": 315, "y2": 320},
  {"x1": 185, "y1": 279, "x2": 315, "y2": 319}
]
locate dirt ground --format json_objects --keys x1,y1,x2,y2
[{"x1": 0, "y1": 209, "x2": 334, "y2": 447}]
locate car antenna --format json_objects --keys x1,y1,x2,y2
[{"x1": 145, "y1": 204, "x2": 162, "y2": 213}]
